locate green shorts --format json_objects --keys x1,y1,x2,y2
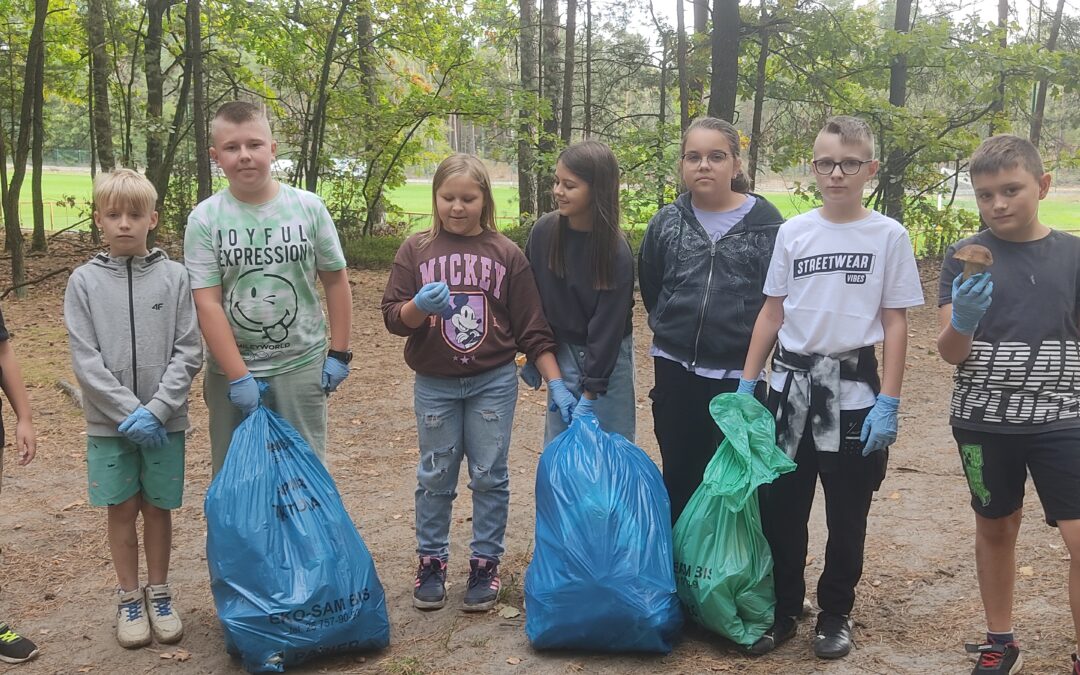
[{"x1": 86, "y1": 433, "x2": 185, "y2": 509}]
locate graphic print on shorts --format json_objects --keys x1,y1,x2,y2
[
  {"x1": 441, "y1": 292, "x2": 486, "y2": 353},
  {"x1": 227, "y1": 267, "x2": 299, "y2": 343},
  {"x1": 960, "y1": 443, "x2": 992, "y2": 507}
]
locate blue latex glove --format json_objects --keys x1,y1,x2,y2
[
  {"x1": 736, "y1": 378, "x2": 758, "y2": 395},
  {"x1": 322, "y1": 355, "x2": 350, "y2": 393},
  {"x1": 118, "y1": 407, "x2": 168, "y2": 449},
  {"x1": 573, "y1": 394, "x2": 595, "y2": 420},
  {"x1": 860, "y1": 394, "x2": 900, "y2": 456},
  {"x1": 519, "y1": 362, "x2": 542, "y2": 390},
  {"x1": 950, "y1": 272, "x2": 993, "y2": 335},
  {"x1": 413, "y1": 281, "x2": 451, "y2": 315},
  {"x1": 547, "y1": 378, "x2": 577, "y2": 425},
  {"x1": 228, "y1": 373, "x2": 261, "y2": 416}
]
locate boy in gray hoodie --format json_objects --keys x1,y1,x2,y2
[{"x1": 64, "y1": 169, "x2": 202, "y2": 650}]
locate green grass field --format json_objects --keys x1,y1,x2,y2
[{"x1": 10, "y1": 171, "x2": 1080, "y2": 234}]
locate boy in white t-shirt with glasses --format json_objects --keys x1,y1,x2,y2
[{"x1": 738, "y1": 115, "x2": 924, "y2": 659}]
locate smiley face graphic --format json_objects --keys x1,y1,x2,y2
[{"x1": 227, "y1": 268, "x2": 299, "y2": 343}]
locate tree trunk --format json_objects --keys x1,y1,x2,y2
[
  {"x1": 537, "y1": 0, "x2": 560, "y2": 211},
  {"x1": 2, "y1": 0, "x2": 47, "y2": 297},
  {"x1": 358, "y1": 1, "x2": 386, "y2": 235},
  {"x1": 144, "y1": 0, "x2": 168, "y2": 198},
  {"x1": 560, "y1": 0, "x2": 577, "y2": 143},
  {"x1": 747, "y1": 0, "x2": 769, "y2": 191},
  {"x1": 30, "y1": 39, "x2": 45, "y2": 253},
  {"x1": 88, "y1": 0, "x2": 115, "y2": 172},
  {"x1": 518, "y1": 0, "x2": 538, "y2": 218},
  {"x1": 882, "y1": 0, "x2": 912, "y2": 221},
  {"x1": 989, "y1": 0, "x2": 1008, "y2": 135},
  {"x1": 86, "y1": 65, "x2": 101, "y2": 244},
  {"x1": 676, "y1": 0, "x2": 690, "y2": 132},
  {"x1": 657, "y1": 35, "x2": 668, "y2": 210},
  {"x1": 689, "y1": 0, "x2": 708, "y2": 115},
  {"x1": 584, "y1": 0, "x2": 592, "y2": 137},
  {"x1": 708, "y1": 0, "x2": 739, "y2": 122},
  {"x1": 1029, "y1": 0, "x2": 1065, "y2": 146},
  {"x1": 305, "y1": 0, "x2": 351, "y2": 194},
  {"x1": 188, "y1": 0, "x2": 211, "y2": 203}
]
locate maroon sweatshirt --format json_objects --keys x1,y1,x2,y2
[{"x1": 382, "y1": 229, "x2": 557, "y2": 377}]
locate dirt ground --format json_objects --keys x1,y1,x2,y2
[{"x1": 0, "y1": 233, "x2": 1073, "y2": 675}]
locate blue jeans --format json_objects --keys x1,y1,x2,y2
[
  {"x1": 413, "y1": 361, "x2": 517, "y2": 562},
  {"x1": 544, "y1": 334, "x2": 637, "y2": 445}
]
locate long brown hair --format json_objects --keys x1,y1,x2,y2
[
  {"x1": 548, "y1": 141, "x2": 625, "y2": 290},
  {"x1": 680, "y1": 117, "x2": 750, "y2": 194},
  {"x1": 419, "y1": 154, "x2": 497, "y2": 248}
]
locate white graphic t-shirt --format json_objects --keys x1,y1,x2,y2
[
  {"x1": 764, "y1": 208, "x2": 924, "y2": 408},
  {"x1": 184, "y1": 184, "x2": 346, "y2": 376}
]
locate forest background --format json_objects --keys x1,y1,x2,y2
[{"x1": 0, "y1": 0, "x2": 1078, "y2": 297}]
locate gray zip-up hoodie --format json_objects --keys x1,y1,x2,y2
[{"x1": 64, "y1": 249, "x2": 203, "y2": 436}]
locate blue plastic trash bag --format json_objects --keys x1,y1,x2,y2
[
  {"x1": 205, "y1": 403, "x2": 390, "y2": 672},
  {"x1": 672, "y1": 394, "x2": 797, "y2": 647},
  {"x1": 525, "y1": 415, "x2": 682, "y2": 652}
]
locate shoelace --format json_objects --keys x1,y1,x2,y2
[
  {"x1": 121, "y1": 601, "x2": 144, "y2": 622},
  {"x1": 0, "y1": 629, "x2": 21, "y2": 644},
  {"x1": 468, "y1": 566, "x2": 495, "y2": 589},
  {"x1": 150, "y1": 596, "x2": 174, "y2": 617},
  {"x1": 416, "y1": 560, "x2": 443, "y2": 586}
]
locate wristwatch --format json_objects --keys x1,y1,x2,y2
[{"x1": 328, "y1": 349, "x2": 353, "y2": 364}]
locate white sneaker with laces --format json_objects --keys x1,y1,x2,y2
[
  {"x1": 116, "y1": 588, "x2": 151, "y2": 648},
  {"x1": 144, "y1": 583, "x2": 184, "y2": 644}
]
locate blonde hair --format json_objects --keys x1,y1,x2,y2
[
  {"x1": 420, "y1": 154, "x2": 497, "y2": 247},
  {"x1": 93, "y1": 168, "x2": 158, "y2": 214},
  {"x1": 818, "y1": 115, "x2": 876, "y2": 158}
]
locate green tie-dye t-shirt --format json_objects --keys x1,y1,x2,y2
[{"x1": 184, "y1": 184, "x2": 346, "y2": 376}]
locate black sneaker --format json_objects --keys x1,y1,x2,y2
[
  {"x1": 964, "y1": 640, "x2": 1022, "y2": 674},
  {"x1": 1071, "y1": 652, "x2": 1079, "y2": 675},
  {"x1": 746, "y1": 615, "x2": 797, "y2": 655},
  {"x1": 0, "y1": 622, "x2": 39, "y2": 664},
  {"x1": 813, "y1": 612, "x2": 853, "y2": 659},
  {"x1": 463, "y1": 557, "x2": 500, "y2": 612},
  {"x1": 412, "y1": 556, "x2": 447, "y2": 610}
]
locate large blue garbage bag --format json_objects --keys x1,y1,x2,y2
[
  {"x1": 205, "y1": 403, "x2": 390, "y2": 673},
  {"x1": 524, "y1": 415, "x2": 682, "y2": 652}
]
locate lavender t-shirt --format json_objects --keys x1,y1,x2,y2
[{"x1": 693, "y1": 195, "x2": 756, "y2": 241}]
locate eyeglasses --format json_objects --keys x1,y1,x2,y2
[
  {"x1": 681, "y1": 151, "x2": 729, "y2": 166},
  {"x1": 811, "y1": 159, "x2": 873, "y2": 176}
]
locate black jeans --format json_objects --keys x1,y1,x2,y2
[
  {"x1": 650, "y1": 356, "x2": 764, "y2": 524},
  {"x1": 758, "y1": 405, "x2": 887, "y2": 618}
]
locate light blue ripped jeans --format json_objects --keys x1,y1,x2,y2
[
  {"x1": 544, "y1": 334, "x2": 637, "y2": 445},
  {"x1": 413, "y1": 361, "x2": 518, "y2": 563}
]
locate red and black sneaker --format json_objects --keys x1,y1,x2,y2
[
  {"x1": 965, "y1": 641, "x2": 1023, "y2": 674},
  {"x1": 412, "y1": 556, "x2": 447, "y2": 610},
  {"x1": 463, "y1": 557, "x2": 500, "y2": 612},
  {"x1": 1071, "y1": 652, "x2": 1079, "y2": 675}
]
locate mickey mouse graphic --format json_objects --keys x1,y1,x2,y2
[{"x1": 441, "y1": 292, "x2": 486, "y2": 352}]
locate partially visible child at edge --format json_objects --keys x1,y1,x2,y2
[
  {"x1": 382, "y1": 154, "x2": 574, "y2": 613},
  {"x1": 638, "y1": 116, "x2": 784, "y2": 523},
  {"x1": 0, "y1": 289, "x2": 38, "y2": 664},
  {"x1": 64, "y1": 168, "x2": 202, "y2": 650},
  {"x1": 523, "y1": 140, "x2": 636, "y2": 443},
  {"x1": 937, "y1": 135, "x2": 1080, "y2": 675},
  {"x1": 739, "y1": 115, "x2": 923, "y2": 660},
  {"x1": 184, "y1": 101, "x2": 353, "y2": 476}
]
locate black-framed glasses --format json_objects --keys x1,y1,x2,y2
[
  {"x1": 812, "y1": 159, "x2": 873, "y2": 175},
  {"x1": 681, "y1": 151, "x2": 730, "y2": 166}
]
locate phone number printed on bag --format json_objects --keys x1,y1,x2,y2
[
  {"x1": 270, "y1": 589, "x2": 374, "y2": 634},
  {"x1": 674, "y1": 561, "x2": 714, "y2": 588}
]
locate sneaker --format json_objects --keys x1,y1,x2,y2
[
  {"x1": 116, "y1": 588, "x2": 151, "y2": 649},
  {"x1": 1070, "y1": 652, "x2": 1078, "y2": 674},
  {"x1": 0, "y1": 622, "x2": 38, "y2": 664},
  {"x1": 813, "y1": 612, "x2": 853, "y2": 659},
  {"x1": 463, "y1": 557, "x2": 500, "y2": 612},
  {"x1": 144, "y1": 583, "x2": 183, "y2": 644},
  {"x1": 413, "y1": 556, "x2": 447, "y2": 610},
  {"x1": 964, "y1": 641, "x2": 1023, "y2": 674},
  {"x1": 746, "y1": 615, "x2": 797, "y2": 655}
]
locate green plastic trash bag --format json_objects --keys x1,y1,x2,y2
[{"x1": 672, "y1": 393, "x2": 797, "y2": 647}]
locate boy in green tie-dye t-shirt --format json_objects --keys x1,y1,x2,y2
[{"x1": 185, "y1": 101, "x2": 353, "y2": 475}]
